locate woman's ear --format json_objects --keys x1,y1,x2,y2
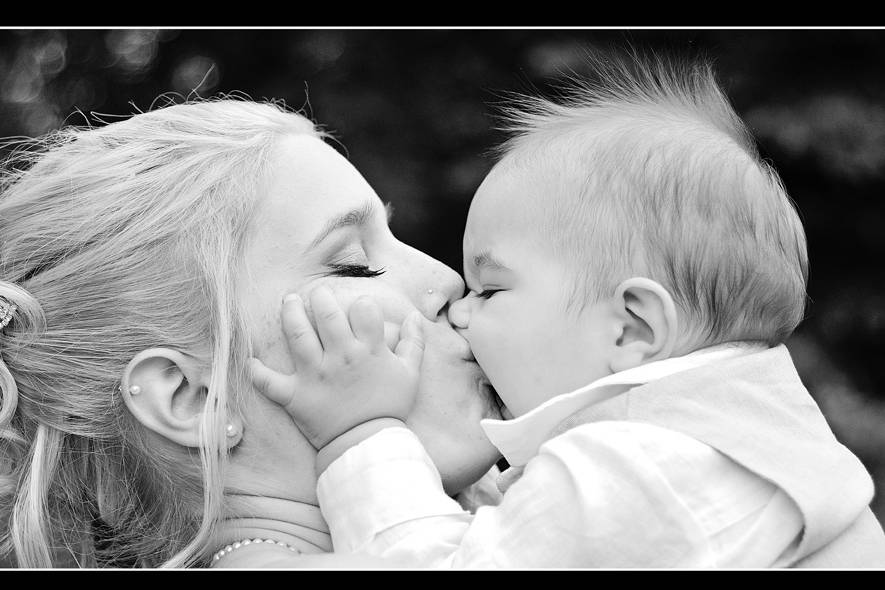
[
  {"x1": 608, "y1": 277, "x2": 678, "y2": 374},
  {"x1": 120, "y1": 348, "x2": 240, "y2": 448}
]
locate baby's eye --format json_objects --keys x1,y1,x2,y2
[
  {"x1": 476, "y1": 288, "x2": 502, "y2": 300},
  {"x1": 326, "y1": 263, "x2": 386, "y2": 278}
]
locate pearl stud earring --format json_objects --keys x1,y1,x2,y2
[
  {"x1": 427, "y1": 289, "x2": 434, "y2": 295},
  {"x1": 226, "y1": 423, "x2": 237, "y2": 437},
  {"x1": 128, "y1": 385, "x2": 141, "y2": 395}
]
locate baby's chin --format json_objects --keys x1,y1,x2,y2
[
  {"x1": 478, "y1": 376, "x2": 505, "y2": 421},
  {"x1": 500, "y1": 404, "x2": 514, "y2": 420},
  {"x1": 482, "y1": 379, "x2": 512, "y2": 421}
]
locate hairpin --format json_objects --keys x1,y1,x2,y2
[{"x1": 0, "y1": 297, "x2": 16, "y2": 331}]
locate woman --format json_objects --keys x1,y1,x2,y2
[{"x1": 0, "y1": 99, "x2": 503, "y2": 567}]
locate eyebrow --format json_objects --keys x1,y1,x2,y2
[
  {"x1": 472, "y1": 250, "x2": 510, "y2": 271},
  {"x1": 308, "y1": 201, "x2": 392, "y2": 249}
]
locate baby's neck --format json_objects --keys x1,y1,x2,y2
[{"x1": 215, "y1": 493, "x2": 332, "y2": 554}]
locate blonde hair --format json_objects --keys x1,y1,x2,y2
[
  {"x1": 0, "y1": 98, "x2": 321, "y2": 567},
  {"x1": 494, "y1": 50, "x2": 809, "y2": 346}
]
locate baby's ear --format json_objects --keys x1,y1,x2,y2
[{"x1": 608, "y1": 278, "x2": 678, "y2": 373}]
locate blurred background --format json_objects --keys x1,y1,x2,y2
[{"x1": 1, "y1": 28, "x2": 884, "y2": 558}]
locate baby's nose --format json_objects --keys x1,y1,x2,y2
[{"x1": 447, "y1": 295, "x2": 470, "y2": 329}]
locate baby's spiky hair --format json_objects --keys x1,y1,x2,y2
[{"x1": 492, "y1": 49, "x2": 808, "y2": 346}]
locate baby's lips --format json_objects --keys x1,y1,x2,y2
[
  {"x1": 453, "y1": 330, "x2": 475, "y2": 361},
  {"x1": 462, "y1": 345, "x2": 476, "y2": 362}
]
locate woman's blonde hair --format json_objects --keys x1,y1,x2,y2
[{"x1": 0, "y1": 98, "x2": 321, "y2": 567}]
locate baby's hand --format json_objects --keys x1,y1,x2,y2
[{"x1": 248, "y1": 286, "x2": 424, "y2": 451}]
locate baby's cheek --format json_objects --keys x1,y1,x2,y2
[
  {"x1": 469, "y1": 316, "x2": 509, "y2": 362},
  {"x1": 471, "y1": 318, "x2": 532, "y2": 407}
]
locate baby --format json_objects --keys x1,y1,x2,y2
[{"x1": 249, "y1": 52, "x2": 885, "y2": 568}]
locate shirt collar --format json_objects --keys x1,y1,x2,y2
[{"x1": 480, "y1": 341, "x2": 768, "y2": 467}]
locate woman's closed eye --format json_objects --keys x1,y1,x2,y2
[
  {"x1": 326, "y1": 263, "x2": 386, "y2": 278},
  {"x1": 322, "y1": 244, "x2": 385, "y2": 278}
]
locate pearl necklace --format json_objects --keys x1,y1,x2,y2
[{"x1": 212, "y1": 537, "x2": 302, "y2": 563}]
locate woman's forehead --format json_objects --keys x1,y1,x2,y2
[{"x1": 260, "y1": 134, "x2": 380, "y2": 241}]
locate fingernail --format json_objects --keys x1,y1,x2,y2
[{"x1": 283, "y1": 293, "x2": 302, "y2": 305}]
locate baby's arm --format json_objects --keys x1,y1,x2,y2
[
  {"x1": 248, "y1": 286, "x2": 424, "y2": 473},
  {"x1": 316, "y1": 423, "x2": 748, "y2": 568},
  {"x1": 250, "y1": 295, "x2": 734, "y2": 567}
]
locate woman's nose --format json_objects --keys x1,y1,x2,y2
[
  {"x1": 421, "y1": 260, "x2": 465, "y2": 321},
  {"x1": 447, "y1": 295, "x2": 470, "y2": 329},
  {"x1": 396, "y1": 240, "x2": 465, "y2": 320}
]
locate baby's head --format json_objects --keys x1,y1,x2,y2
[{"x1": 448, "y1": 52, "x2": 808, "y2": 418}]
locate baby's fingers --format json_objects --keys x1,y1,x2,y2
[
  {"x1": 281, "y1": 293, "x2": 322, "y2": 368},
  {"x1": 394, "y1": 311, "x2": 425, "y2": 370},
  {"x1": 348, "y1": 296, "x2": 385, "y2": 351},
  {"x1": 309, "y1": 286, "x2": 353, "y2": 352},
  {"x1": 383, "y1": 321, "x2": 400, "y2": 352},
  {"x1": 247, "y1": 357, "x2": 298, "y2": 409}
]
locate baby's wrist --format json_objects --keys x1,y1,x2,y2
[{"x1": 314, "y1": 417, "x2": 408, "y2": 476}]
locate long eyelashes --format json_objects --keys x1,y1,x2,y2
[
  {"x1": 477, "y1": 289, "x2": 501, "y2": 299},
  {"x1": 327, "y1": 263, "x2": 386, "y2": 278}
]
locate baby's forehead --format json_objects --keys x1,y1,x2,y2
[
  {"x1": 464, "y1": 165, "x2": 565, "y2": 262},
  {"x1": 468, "y1": 162, "x2": 549, "y2": 228},
  {"x1": 471, "y1": 141, "x2": 606, "y2": 224}
]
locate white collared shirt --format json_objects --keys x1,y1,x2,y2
[{"x1": 317, "y1": 343, "x2": 804, "y2": 568}]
